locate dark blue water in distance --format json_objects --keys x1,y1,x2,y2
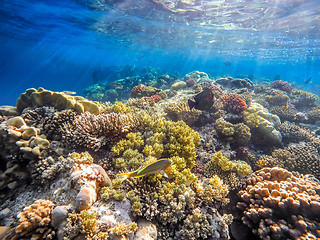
[{"x1": 0, "y1": 0, "x2": 320, "y2": 105}]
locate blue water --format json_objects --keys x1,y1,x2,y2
[{"x1": 1, "y1": 0, "x2": 320, "y2": 105}]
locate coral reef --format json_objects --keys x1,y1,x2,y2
[
  {"x1": 61, "y1": 112, "x2": 136, "y2": 150},
  {"x1": 237, "y1": 167, "x2": 320, "y2": 239},
  {"x1": 222, "y1": 94, "x2": 248, "y2": 114},
  {"x1": 4, "y1": 199, "x2": 55, "y2": 240},
  {"x1": 164, "y1": 102, "x2": 202, "y2": 126},
  {"x1": 16, "y1": 87, "x2": 103, "y2": 114},
  {"x1": 271, "y1": 80, "x2": 293, "y2": 93},
  {"x1": 2, "y1": 70, "x2": 320, "y2": 240}
]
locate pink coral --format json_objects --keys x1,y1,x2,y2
[
  {"x1": 271, "y1": 80, "x2": 293, "y2": 93},
  {"x1": 222, "y1": 95, "x2": 247, "y2": 113},
  {"x1": 199, "y1": 82, "x2": 223, "y2": 93},
  {"x1": 150, "y1": 94, "x2": 162, "y2": 103}
]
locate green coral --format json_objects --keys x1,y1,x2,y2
[
  {"x1": 68, "y1": 151, "x2": 93, "y2": 164},
  {"x1": 112, "y1": 132, "x2": 144, "y2": 156},
  {"x1": 215, "y1": 118, "x2": 251, "y2": 145}
]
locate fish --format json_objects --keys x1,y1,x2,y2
[
  {"x1": 188, "y1": 88, "x2": 215, "y2": 111},
  {"x1": 304, "y1": 77, "x2": 312, "y2": 84},
  {"x1": 116, "y1": 159, "x2": 171, "y2": 180},
  {"x1": 111, "y1": 82, "x2": 124, "y2": 89},
  {"x1": 224, "y1": 61, "x2": 231, "y2": 66},
  {"x1": 62, "y1": 91, "x2": 76, "y2": 95}
]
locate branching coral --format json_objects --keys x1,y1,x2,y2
[
  {"x1": 265, "y1": 89, "x2": 290, "y2": 106},
  {"x1": 164, "y1": 102, "x2": 202, "y2": 126},
  {"x1": 222, "y1": 94, "x2": 248, "y2": 113},
  {"x1": 4, "y1": 199, "x2": 55, "y2": 240},
  {"x1": 214, "y1": 118, "x2": 251, "y2": 145},
  {"x1": 237, "y1": 167, "x2": 320, "y2": 239},
  {"x1": 61, "y1": 112, "x2": 136, "y2": 150}
]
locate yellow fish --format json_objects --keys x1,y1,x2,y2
[
  {"x1": 116, "y1": 159, "x2": 171, "y2": 180},
  {"x1": 111, "y1": 82, "x2": 123, "y2": 89}
]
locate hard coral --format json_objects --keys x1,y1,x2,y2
[
  {"x1": 164, "y1": 102, "x2": 202, "y2": 126},
  {"x1": 237, "y1": 167, "x2": 320, "y2": 240},
  {"x1": 130, "y1": 84, "x2": 160, "y2": 98},
  {"x1": 271, "y1": 80, "x2": 293, "y2": 93},
  {"x1": 16, "y1": 87, "x2": 103, "y2": 114},
  {"x1": 61, "y1": 112, "x2": 136, "y2": 150},
  {"x1": 4, "y1": 199, "x2": 55, "y2": 240},
  {"x1": 222, "y1": 94, "x2": 248, "y2": 114}
]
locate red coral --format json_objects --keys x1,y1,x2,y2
[
  {"x1": 271, "y1": 80, "x2": 293, "y2": 92},
  {"x1": 199, "y1": 82, "x2": 223, "y2": 93},
  {"x1": 130, "y1": 84, "x2": 146, "y2": 97},
  {"x1": 222, "y1": 95, "x2": 247, "y2": 113},
  {"x1": 150, "y1": 94, "x2": 162, "y2": 103}
]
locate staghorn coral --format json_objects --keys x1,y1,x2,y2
[
  {"x1": 61, "y1": 112, "x2": 136, "y2": 150},
  {"x1": 4, "y1": 199, "x2": 55, "y2": 240},
  {"x1": 16, "y1": 87, "x2": 103, "y2": 114},
  {"x1": 237, "y1": 167, "x2": 320, "y2": 240},
  {"x1": 164, "y1": 102, "x2": 202, "y2": 126}
]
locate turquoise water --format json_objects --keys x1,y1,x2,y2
[{"x1": 1, "y1": 0, "x2": 320, "y2": 105}]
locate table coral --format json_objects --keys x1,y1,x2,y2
[
  {"x1": 237, "y1": 167, "x2": 320, "y2": 240},
  {"x1": 61, "y1": 112, "x2": 136, "y2": 150},
  {"x1": 16, "y1": 87, "x2": 103, "y2": 114},
  {"x1": 4, "y1": 199, "x2": 55, "y2": 240}
]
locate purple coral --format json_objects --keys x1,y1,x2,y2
[{"x1": 271, "y1": 80, "x2": 293, "y2": 92}]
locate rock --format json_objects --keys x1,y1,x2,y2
[
  {"x1": 52, "y1": 205, "x2": 71, "y2": 229},
  {"x1": 133, "y1": 219, "x2": 157, "y2": 240},
  {"x1": 171, "y1": 81, "x2": 187, "y2": 90},
  {"x1": 0, "y1": 105, "x2": 19, "y2": 116}
]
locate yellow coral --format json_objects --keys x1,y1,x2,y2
[
  {"x1": 215, "y1": 118, "x2": 234, "y2": 137},
  {"x1": 212, "y1": 152, "x2": 235, "y2": 171},
  {"x1": 113, "y1": 222, "x2": 137, "y2": 236},
  {"x1": 112, "y1": 132, "x2": 144, "y2": 156},
  {"x1": 234, "y1": 160, "x2": 252, "y2": 176}
]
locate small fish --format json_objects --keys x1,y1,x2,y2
[
  {"x1": 283, "y1": 104, "x2": 289, "y2": 110},
  {"x1": 304, "y1": 77, "x2": 312, "y2": 84},
  {"x1": 62, "y1": 91, "x2": 76, "y2": 95},
  {"x1": 188, "y1": 88, "x2": 215, "y2": 111},
  {"x1": 224, "y1": 61, "x2": 231, "y2": 66},
  {"x1": 116, "y1": 159, "x2": 171, "y2": 180},
  {"x1": 111, "y1": 82, "x2": 124, "y2": 89}
]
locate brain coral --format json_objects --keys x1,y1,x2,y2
[{"x1": 237, "y1": 167, "x2": 320, "y2": 240}]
